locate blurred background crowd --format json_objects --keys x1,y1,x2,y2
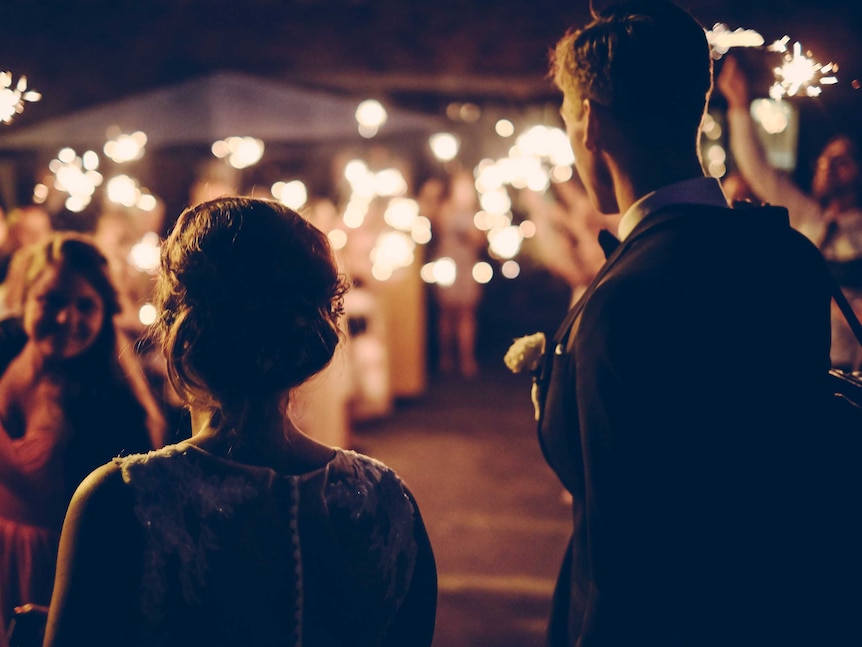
[{"x1": 2, "y1": 12, "x2": 862, "y2": 444}]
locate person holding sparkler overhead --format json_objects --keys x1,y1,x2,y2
[{"x1": 718, "y1": 55, "x2": 862, "y2": 370}]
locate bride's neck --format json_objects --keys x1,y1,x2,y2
[
  {"x1": 186, "y1": 398, "x2": 336, "y2": 470},
  {"x1": 189, "y1": 398, "x2": 284, "y2": 444}
]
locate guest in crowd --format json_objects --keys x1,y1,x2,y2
[
  {"x1": 0, "y1": 205, "x2": 53, "y2": 282},
  {"x1": 425, "y1": 170, "x2": 486, "y2": 377},
  {"x1": 517, "y1": 172, "x2": 619, "y2": 304},
  {"x1": 537, "y1": 1, "x2": 849, "y2": 644},
  {"x1": 43, "y1": 197, "x2": 437, "y2": 647},
  {"x1": 718, "y1": 55, "x2": 862, "y2": 369},
  {"x1": 0, "y1": 244, "x2": 38, "y2": 321},
  {"x1": 0, "y1": 233, "x2": 165, "y2": 647}
]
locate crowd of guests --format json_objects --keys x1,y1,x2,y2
[{"x1": 0, "y1": 1, "x2": 861, "y2": 645}]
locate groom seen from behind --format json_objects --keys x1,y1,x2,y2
[{"x1": 537, "y1": 1, "x2": 851, "y2": 645}]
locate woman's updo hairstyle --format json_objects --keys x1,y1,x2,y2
[{"x1": 154, "y1": 197, "x2": 347, "y2": 413}]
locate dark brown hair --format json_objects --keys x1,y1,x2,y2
[{"x1": 155, "y1": 197, "x2": 347, "y2": 420}]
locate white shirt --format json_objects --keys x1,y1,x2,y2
[{"x1": 617, "y1": 176, "x2": 729, "y2": 241}]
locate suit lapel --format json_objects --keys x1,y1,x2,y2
[
  {"x1": 536, "y1": 204, "x2": 733, "y2": 491},
  {"x1": 551, "y1": 234, "x2": 629, "y2": 352},
  {"x1": 551, "y1": 205, "x2": 717, "y2": 352}
]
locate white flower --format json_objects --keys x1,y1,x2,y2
[
  {"x1": 504, "y1": 332, "x2": 546, "y2": 374},
  {"x1": 530, "y1": 380, "x2": 542, "y2": 421}
]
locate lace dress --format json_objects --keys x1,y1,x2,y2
[{"x1": 110, "y1": 444, "x2": 435, "y2": 647}]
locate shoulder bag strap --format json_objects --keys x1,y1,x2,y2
[{"x1": 830, "y1": 276, "x2": 862, "y2": 349}]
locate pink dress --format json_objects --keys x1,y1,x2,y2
[{"x1": 0, "y1": 408, "x2": 69, "y2": 647}]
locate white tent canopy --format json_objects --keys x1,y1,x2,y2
[{"x1": 0, "y1": 71, "x2": 442, "y2": 150}]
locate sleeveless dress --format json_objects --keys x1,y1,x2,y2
[{"x1": 112, "y1": 444, "x2": 435, "y2": 647}]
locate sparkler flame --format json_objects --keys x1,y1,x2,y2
[
  {"x1": 770, "y1": 40, "x2": 837, "y2": 100},
  {"x1": 706, "y1": 24, "x2": 765, "y2": 58},
  {"x1": 0, "y1": 72, "x2": 41, "y2": 123},
  {"x1": 707, "y1": 24, "x2": 838, "y2": 101}
]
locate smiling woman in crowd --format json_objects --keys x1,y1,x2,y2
[{"x1": 0, "y1": 233, "x2": 165, "y2": 647}]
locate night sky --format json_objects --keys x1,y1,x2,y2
[{"x1": 2, "y1": 0, "x2": 862, "y2": 123}]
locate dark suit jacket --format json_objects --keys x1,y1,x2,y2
[{"x1": 538, "y1": 203, "x2": 842, "y2": 646}]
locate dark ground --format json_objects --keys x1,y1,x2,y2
[{"x1": 355, "y1": 365, "x2": 571, "y2": 647}]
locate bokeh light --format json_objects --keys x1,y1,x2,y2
[
  {"x1": 488, "y1": 225, "x2": 523, "y2": 259},
  {"x1": 328, "y1": 229, "x2": 348, "y2": 250},
  {"x1": 129, "y1": 232, "x2": 161, "y2": 274},
  {"x1": 104, "y1": 130, "x2": 148, "y2": 163},
  {"x1": 384, "y1": 197, "x2": 419, "y2": 231},
  {"x1": 495, "y1": 119, "x2": 515, "y2": 137},
  {"x1": 138, "y1": 303, "x2": 158, "y2": 326},
  {"x1": 501, "y1": 260, "x2": 521, "y2": 279},
  {"x1": 272, "y1": 180, "x2": 308, "y2": 209},
  {"x1": 429, "y1": 132, "x2": 460, "y2": 162},
  {"x1": 211, "y1": 136, "x2": 265, "y2": 169},
  {"x1": 472, "y1": 261, "x2": 493, "y2": 284},
  {"x1": 49, "y1": 148, "x2": 103, "y2": 212},
  {"x1": 356, "y1": 99, "x2": 388, "y2": 137}
]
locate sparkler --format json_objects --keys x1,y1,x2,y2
[
  {"x1": 706, "y1": 24, "x2": 765, "y2": 58},
  {"x1": 0, "y1": 72, "x2": 41, "y2": 123},
  {"x1": 768, "y1": 40, "x2": 838, "y2": 99},
  {"x1": 706, "y1": 24, "x2": 839, "y2": 100}
]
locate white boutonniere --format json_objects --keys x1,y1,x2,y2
[
  {"x1": 504, "y1": 332, "x2": 546, "y2": 421},
  {"x1": 504, "y1": 332, "x2": 546, "y2": 374}
]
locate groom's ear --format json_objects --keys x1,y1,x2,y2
[
  {"x1": 583, "y1": 99, "x2": 599, "y2": 153},
  {"x1": 583, "y1": 99, "x2": 622, "y2": 155}
]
